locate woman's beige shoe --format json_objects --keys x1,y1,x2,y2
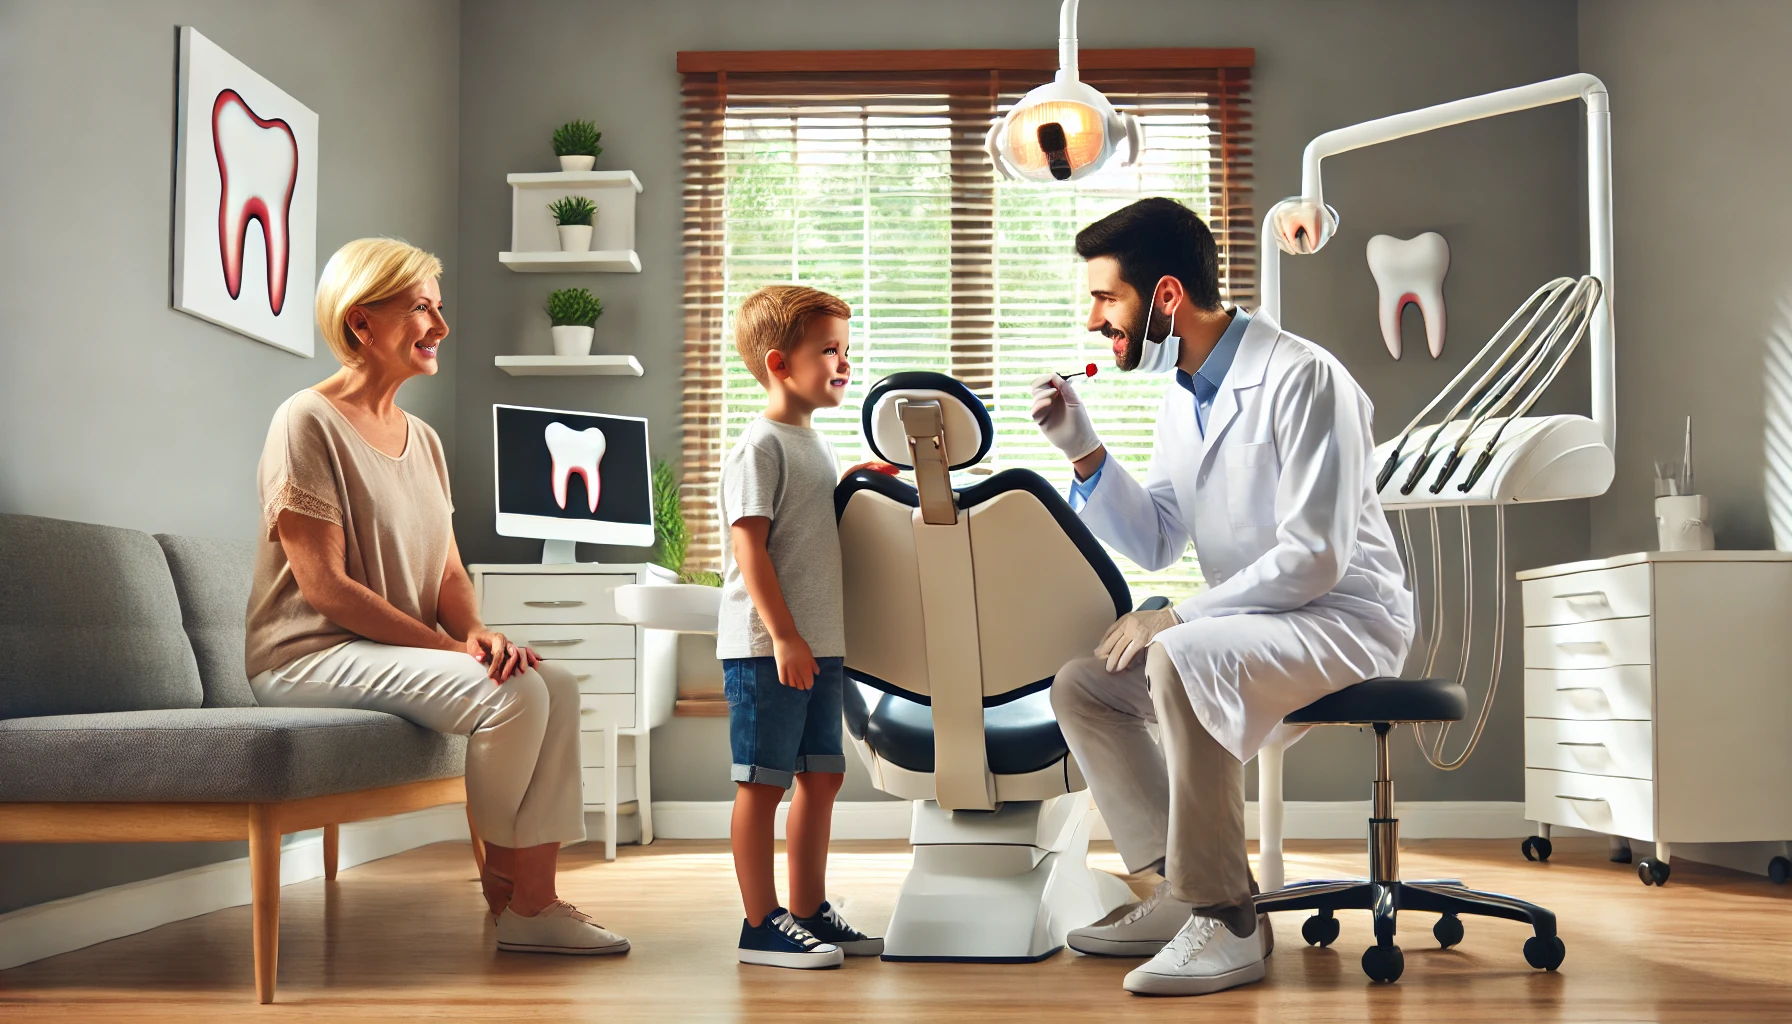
[{"x1": 496, "y1": 900, "x2": 631, "y2": 955}]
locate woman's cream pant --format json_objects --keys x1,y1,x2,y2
[{"x1": 250, "y1": 641, "x2": 586, "y2": 850}]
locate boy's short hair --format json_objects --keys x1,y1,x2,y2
[{"x1": 734, "y1": 285, "x2": 852, "y2": 386}]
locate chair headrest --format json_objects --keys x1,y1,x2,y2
[{"x1": 861, "y1": 372, "x2": 993, "y2": 471}]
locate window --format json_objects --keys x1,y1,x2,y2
[{"x1": 680, "y1": 52, "x2": 1253, "y2": 603}]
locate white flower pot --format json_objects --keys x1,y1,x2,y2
[
  {"x1": 558, "y1": 155, "x2": 596, "y2": 172},
  {"x1": 551, "y1": 325, "x2": 595, "y2": 357},
  {"x1": 556, "y1": 224, "x2": 594, "y2": 252}
]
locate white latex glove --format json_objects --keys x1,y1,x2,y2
[
  {"x1": 1029, "y1": 373, "x2": 1102, "y2": 463},
  {"x1": 1096, "y1": 606, "x2": 1181, "y2": 673}
]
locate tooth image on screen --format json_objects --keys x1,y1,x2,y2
[
  {"x1": 545, "y1": 422, "x2": 607, "y2": 512},
  {"x1": 1366, "y1": 232, "x2": 1450, "y2": 359}
]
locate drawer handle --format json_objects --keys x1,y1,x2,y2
[
  {"x1": 574, "y1": 674, "x2": 593, "y2": 682},
  {"x1": 1556, "y1": 741, "x2": 1608, "y2": 748},
  {"x1": 1552, "y1": 590, "x2": 1609, "y2": 602},
  {"x1": 1555, "y1": 641, "x2": 1610, "y2": 654},
  {"x1": 1554, "y1": 685, "x2": 1605, "y2": 693},
  {"x1": 524, "y1": 600, "x2": 586, "y2": 607},
  {"x1": 528, "y1": 638, "x2": 584, "y2": 647},
  {"x1": 1557, "y1": 794, "x2": 1609, "y2": 803}
]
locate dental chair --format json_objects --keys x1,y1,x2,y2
[{"x1": 835, "y1": 372, "x2": 1135, "y2": 961}]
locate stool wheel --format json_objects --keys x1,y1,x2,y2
[
  {"x1": 1521, "y1": 836, "x2": 1552, "y2": 862},
  {"x1": 1361, "y1": 943, "x2": 1404, "y2": 983},
  {"x1": 1638, "y1": 858, "x2": 1671, "y2": 886},
  {"x1": 1523, "y1": 935, "x2": 1566, "y2": 971},
  {"x1": 1768, "y1": 856, "x2": 1790, "y2": 885},
  {"x1": 1301, "y1": 913, "x2": 1341, "y2": 947},
  {"x1": 1432, "y1": 913, "x2": 1464, "y2": 949}
]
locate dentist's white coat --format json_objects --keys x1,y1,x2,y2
[{"x1": 1077, "y1": 310, "x2": 1415, "y2": 761}]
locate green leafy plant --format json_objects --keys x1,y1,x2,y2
[
  {"x1": 548, "y1": 195, "x2": 597, "y2": 227},
  {"x1": 683, "y1": 569, "x2": 724, "y2": 587},
  {"x1": 650, "y1": 460, "x2": 688, "y2": 574},
  {"x1": 552, "y1": 119, "x2": 603, "y2": 158},
  {"x1": 545, "y1": 287, "x2": 603, "y2": 328}
]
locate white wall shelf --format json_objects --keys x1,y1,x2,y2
[
  {"x1": 494, "y1": 355, "x2": 643, "y2": 377},
  {"x1": 499, "y1": 250, "x2": 641, "y2": 273},
  {"x1": 504, "y1": 170, "x2": 641, "y2": 274}
]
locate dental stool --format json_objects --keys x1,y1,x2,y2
[
  {"x1": 1253, "y1": 678, "x2": 1566, "y2": 982},
  {"x1": 836, "y1": 372, "x2": 1135, "y2": 961}
]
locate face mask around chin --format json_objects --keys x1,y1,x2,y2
[{"x1": 1131, "y1": 304, "x2": 1181, "y2": 374}]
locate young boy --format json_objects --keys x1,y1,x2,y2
[{"x1": 717, "y1": 285, "x2": 883, "y2": 969}]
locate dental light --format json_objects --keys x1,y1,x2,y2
[{"x1": 986, "y1": 0, "x2": 1141, "y2": 182}]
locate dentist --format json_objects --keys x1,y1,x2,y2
[{"x1": 1032, "y1": 198, "x2": 1413, "y2": 996}]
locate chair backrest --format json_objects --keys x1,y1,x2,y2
[
  {"x1": 0, "y1": 514, "x2": 203, "y2": 719},
  {"x1": 155, "y1": 534, "x2": 259, "y2": 708},
  {"x1": 836, "y1": 373, "x2": 1129, "y2": 808}
]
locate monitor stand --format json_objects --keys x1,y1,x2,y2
[{"x1": 541, "y1": 539, "x2": 580, "y2": 564}]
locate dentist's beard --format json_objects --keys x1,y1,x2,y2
[{"x1": 1118, "y1": 306, "x2": 1175, "y2": 371}]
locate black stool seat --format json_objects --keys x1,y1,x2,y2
[{"x1": 1283, "y1": 677, "x2": 1466, "y2": 725}]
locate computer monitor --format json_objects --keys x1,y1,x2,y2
[{"x1": 493, "y1": 404, "x2": 654, "y2": 560}]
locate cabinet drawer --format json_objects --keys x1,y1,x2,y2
[
  {"x1": 579, "y1": 732, "x2": 637, "y2": 767},
  {"x1": 557, "y1": 659, "x2": 635, "y2": 694},
  {"x1": 1524, "y1": 718, "x2": 1653, "y2": 779},
  {"x1": 1523, "y1": 618, "x2": 1651, "y2": 670},
  {"x1": 1525, "y1": 768, "x2": 1654, "y2": 841},
  {"x1": 508, "y1": 624, "x2": 635, "y2": 659},
  {"x1": 1521, "y1": 564, "x2": 1651, "y2": 626},
  {"x1": 481, "y1": 573, "x2": 633, "y2": 625},
  {"x1": 1524, "y1": 666, "x2": 1652, "y2": 720},
  {"x1": 579, "y1": 693, "x2": 637, "y2": 730},
  {"x1": 580, "y1": 766, "x2": 638, "y2": 805}
]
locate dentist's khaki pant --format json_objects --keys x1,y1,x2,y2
[
  {"x1": 1052, "y1": 644, "x2": 1255, "y2": 932},
  {"x1": 251, "y1": 641, "x2": 586, "y2": 850}
]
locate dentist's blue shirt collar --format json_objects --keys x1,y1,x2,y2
[{"x1": 1176, "y1": 308, "x2": 1250, "y2": 420}]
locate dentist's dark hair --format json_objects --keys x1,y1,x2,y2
[{"x1": 1074, "y1": 197, "x2": 1222, "y2": 311}]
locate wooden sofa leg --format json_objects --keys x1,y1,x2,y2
[
  {"x1": 323, "y1": 823, "x2": 340, "y2": 881},
  {"x1": 467, "y1": 804, "x2": 487, "y2": 876},
  {"x1": 249, "y1": 805, "x2": 282, "y2": 1004}
]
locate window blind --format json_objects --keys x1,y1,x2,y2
[{"x1": 681, "y1": 52, "x2": 1253, "y2": 603}]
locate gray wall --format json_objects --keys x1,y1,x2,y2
[
  {"x1": 454, "y1": 0, "x2": 1587, "y2": 803},
  {"x1": 0, "y1": 0, "x2": 460, "y2": 914},
  {"x1": 1579, "y1": 0, "x2": 1792, "y2": 554}
]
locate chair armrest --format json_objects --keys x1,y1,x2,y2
[{"x1": 1138, "y1": 595, "x2": 1172, "y2": 611}]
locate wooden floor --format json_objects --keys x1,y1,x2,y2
[{"x1": 3, "y1": 837, "x2": 1790, "y2": 1021}]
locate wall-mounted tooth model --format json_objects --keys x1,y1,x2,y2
[{"x1": 1367, "y1": 231, "x2": 1450, "y2": 359}]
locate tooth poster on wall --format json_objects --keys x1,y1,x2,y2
[{"x1": 172, "y1": 26, "x2": 319, "y2": 357}]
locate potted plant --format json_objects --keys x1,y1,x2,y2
[
  {"x1": 552, "y1": 119, "x2": 602, "y2": 172},
  {"x1": 650, "y1": 459, "x2": 723, "y2": 586},
  {"x1": 545, "y1": 287, "x2": 603, "y2": 357},
  {"x1": 548, "y1": 195, "x2": 598, "y2": 252}
]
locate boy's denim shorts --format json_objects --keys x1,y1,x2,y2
[{"x1": 723, "y1": 656, "x2": 847, "y2": 789}]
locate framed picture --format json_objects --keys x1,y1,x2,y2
[{"x1": 172, "y1": 26, "x2": 319, "y2": 357}]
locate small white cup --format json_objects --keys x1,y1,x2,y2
[{"x1": 1655, "y1": 494, "x2": 1714, "y2": 552}]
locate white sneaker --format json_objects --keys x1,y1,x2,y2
[
  {"x1": 1122, "y1": 913, "x2": 1267, "y2": 996},
  {"x1": 1068, "y1": 880, "x2": 1194, "y2": 956},
  {"x1": 496, "y1": 900, "x2": 631, "y2": 955}
]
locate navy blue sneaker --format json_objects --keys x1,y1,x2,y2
[
  {"x1": 794, "y1": 901, "x2": 884, "y2": 956},
  {"x1": 738, "y1": 908, "x2": 844, "y2": 969}
]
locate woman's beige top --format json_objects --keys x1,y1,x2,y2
[{"x1": 245, "y1": 390, "x2": 455, "y2": 678}]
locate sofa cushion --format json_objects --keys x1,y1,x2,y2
[
  {"x1": 0, "y1": 708, "x2": 466, "y2": 802},
  {"x1": 154, "y1": 534, "x2": 258, "y2": 708},
  {"x1": 0, "y1": 514, "x2": 202, "y2": 719}
]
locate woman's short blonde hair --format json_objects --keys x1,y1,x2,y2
[{"x1": 314, "y1": 238, "x2": 444, "y2": 365}]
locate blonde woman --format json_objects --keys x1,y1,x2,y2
[{"x1": 245, "y1": 238, "x2": 628, "y2": 956}]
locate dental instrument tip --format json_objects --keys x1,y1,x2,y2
[{"x1": 1062, "y1": 363, "x2": 1099, "y2": 380}]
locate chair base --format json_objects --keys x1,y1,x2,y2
[
  {"x1": 881, "y1": 794, "x2": 1133, "y2": 961},
  {"x1": 1256, "y1": 877, "x2": 1564, "y2": 982}
]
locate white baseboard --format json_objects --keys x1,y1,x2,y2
[
  {"x1": 0, "y1": 804, "x2": 470, "y2": 971},
  {"x1": 647, "y1": 799, "x2": 1539, "y2": 842}
]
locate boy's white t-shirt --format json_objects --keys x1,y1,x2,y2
[{"x1": 715, "y1": 417, "x2": 845, "y2": 660}]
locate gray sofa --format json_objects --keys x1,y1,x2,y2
[{"x1": 0, "y1": 512, "x2": 474, "y2": 1002}]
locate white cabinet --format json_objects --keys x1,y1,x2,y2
[
  {"x1": 1517, "y1": 551, "x2": 1792, "y2": 879},
  {"x1": 470, "y1": 562, "x2": 677, "y2": 860}
]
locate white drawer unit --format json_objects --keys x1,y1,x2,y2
[
  {"x1": 470, "y1": 562, "x2": 679, "y2": 861},
  {"x1": 1517, "y1": 551, "x2": 1792, "y2": 885}
]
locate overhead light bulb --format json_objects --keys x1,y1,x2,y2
[{"x1": 986, "y1": 1, "x2": 1141, "y2": 183}]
